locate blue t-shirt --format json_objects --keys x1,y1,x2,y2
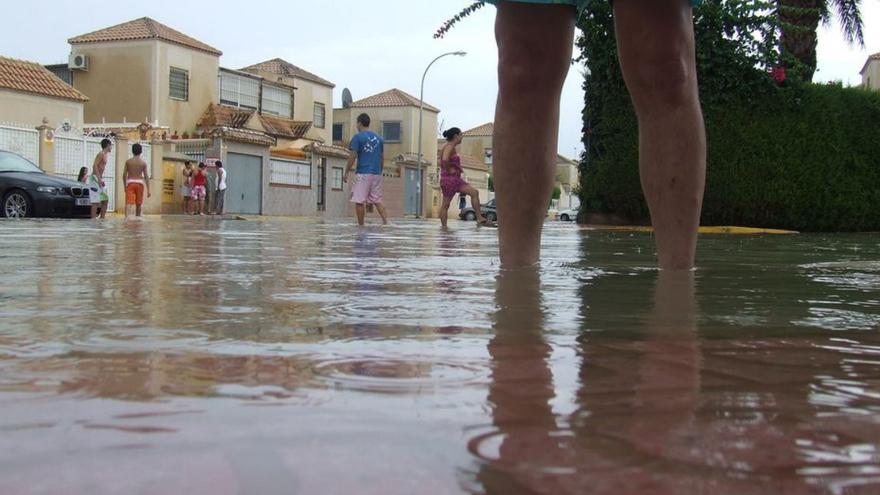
[{"x1": 349, "y1": 131, "x2": 384, "y2": 175}]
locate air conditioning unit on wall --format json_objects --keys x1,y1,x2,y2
[{"x1": 69, "y1": 53, "x2": 89, "y2": 71}]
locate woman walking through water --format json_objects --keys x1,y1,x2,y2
[{"x1": 439, "y1": 127, "x2": 491, "y2": 228}]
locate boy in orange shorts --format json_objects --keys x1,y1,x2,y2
[{"x1": 123, "y1": 143, "x2": 151, "y2": 219}]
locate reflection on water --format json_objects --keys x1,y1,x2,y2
[{"x1": 0, "y1": 219, "x2": 878, "y2": 494}]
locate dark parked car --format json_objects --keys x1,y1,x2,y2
[
  {"x1": 0, "y1": 150, "x2": 92, "y2": 218},
  {"x1": 459, "y1": 198, "x2": 497, "y2": 222}
]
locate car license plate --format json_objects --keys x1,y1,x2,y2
[{"x1": 76, "y1": 198, "x2": 91, "y2": 206}]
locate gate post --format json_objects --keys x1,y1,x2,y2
[{"x1": 35, "y1": 117, "x2": 56, "y2": 174}]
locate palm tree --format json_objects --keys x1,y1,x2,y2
[{"x1": 776, "y1": 0, "x2": 865, "y2": 81}]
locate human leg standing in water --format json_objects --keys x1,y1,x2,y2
[
  {"x1": 491, "y1": 0, "x2": 704, "y2": 269},
  {"x1": 439, "y1": 127, "x2": 488, "y2": 228},
  {"x1": 614, "y1": 0, "x2": 705, "y2": 270}
]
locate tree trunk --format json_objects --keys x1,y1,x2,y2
[{"x1": 777, "y1": 0, "x2": 822, "y2": 82}]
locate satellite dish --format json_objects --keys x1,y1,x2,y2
[{"x1": 342, "y1": 88, "x2": 353, "y2": 108}]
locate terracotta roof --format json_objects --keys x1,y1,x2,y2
[
  {"x1": 197, "y1": 103, "x2": 253, "y2": 129},
  {"x1": 69, "y1": 17, "x2": 222, "y2": 56},
  {"x1": 0, "y1": 56, "x2": 88, "y2": 102},
  {"x1": 304, "y1": 142, "x2": 352, "y2": 159},
  {"x1": 259, "y1": 114, "x2": 313, "y2": 140},
  {"x1": 350, "y1": 88, "x2": 440, "y2": 113},
  {"x1": 463, "y1": 122, "x2": 493, "y2": 137},
  {"x1": 241, "y1": 58, "x2": 334, "y2": 88},
  {"x1": 197, "y1": 104, "x2": 312, "y2": 140},
  {"x1": 861, "y1": 52, "x2": 880, "y2": 75},
  {"x1": 459, "y1": 154, "x2": 489, "y2": 172},
  {"x1": 211, "y1": 127, "x2": 275, "y2": 147}
]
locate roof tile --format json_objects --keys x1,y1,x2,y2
[
  {"x1": 241, "y1": 58, "x2": 335, "y2": 88},
  {"x1": 69, "y1": 17, "x2": 221, "y2": 56},
  {"x1": 463, "y1": 122, "x2": 493, "y2": 137},
  {"x1": 350, "y1": 88, "x2": 440, "y2": 113},
  {"x1": 197, "y1": 104, "x2": 312, "y2": 140},
  {"x1": 0, "y1": 56, "x2": 88, "y2": 102}
]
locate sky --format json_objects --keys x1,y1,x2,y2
[{"x1": 2, "y1": 0, "x2": 878, "y2": 159}]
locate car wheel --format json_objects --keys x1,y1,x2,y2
[
  {"x1": 560, "y1": 214, "x2": 570, "y2": 222},
  {"x1": 486, "y1": 212, "x2": 497, "y2": 222},
  {"x1": 464, "y1": 211, "x2": 477, "y2": 221},
  {"x1": 3, "y1": 190, "x2": 31, "y2": 218}
]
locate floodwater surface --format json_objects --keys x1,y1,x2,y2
[{"x1": 0, "y1": 217, "x2": 878, "y2": 494}]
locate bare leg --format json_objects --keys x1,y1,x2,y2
[
  {"x1": 90, "y1": 204, "x2": 98, "y2": 219},
  {"x1": 355, "y1": 203, "x2": 366, "y2": 226},
  {"x1": 439, "y1": 196, "x2": 452, "y2": 228},
  {"x1": 375, "y1": 203, "x2": 388, "y2": 225},
  {"x1": 460, "y1": 185, "x2": 485, "y2": 224},
  {"x1": 136, "y1": 204, "x2": 143, "y2": 217},
  {"x1": 100, "y1": 200, "x2": 108, "y2": 219},
  {"x1": 614, "y1": 0, "x2": 705, "y2": 270},
  {"x1": 494, "y1": 3, "x2": 574, "y2": 266}
]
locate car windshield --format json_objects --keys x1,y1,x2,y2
[{"x1": 0, "y1": 151, "x2": 43, "y2": 173}]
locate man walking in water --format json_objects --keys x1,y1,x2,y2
[
  {"x1": 345, "y1": 113, "x2": 388, "y2": 226},
  {"x1": 88, "y1": 138, "x2": 112, "y2": 219},
  {"x1": 490, "y1": 0, "x2": 705, "y2": 270},
  {"x1": 123, "y1": 143, "x2": 151, "y2": 219}
]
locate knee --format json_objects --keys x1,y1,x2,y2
[
  {"x1": 624, "y1": 49, "x2": 696, "y2": 114},
  {"x1": 498, "y1": 52, "x2": 569, "y2": 98}
]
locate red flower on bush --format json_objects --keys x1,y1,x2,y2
[{"x1": 771, "y1": 66, "x2": 786, "y2": 84}]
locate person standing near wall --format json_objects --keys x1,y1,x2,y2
[
  {"x1": 213, "y1": 161, "x2": 227, "y2": 215},
  {"x1": 181, "y1": 161, "x2": 194, "y2": 215},
  {"x1": 122, "y1": 143, "x2": 151, "y2": 219},
  {"x1": 345, "y1": 113, "x2": 388, "y2": 226},
  {"x1": 88, "y1": 138, "x2": 112, "y2": 219},
  {"x1": 191, "y1": 162, "x2": 208, "y2": 216}
]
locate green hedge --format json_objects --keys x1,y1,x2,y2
[
  {"x1": 583, "y1": 85, "x2": 880, "y2": 231},
  {"x1": 578, "y1": 0, "x2": 880, "y2": 231}
]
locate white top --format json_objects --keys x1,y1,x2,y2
[{"x1": 217, "y1": 168, "x2": 227, "y2": 191}]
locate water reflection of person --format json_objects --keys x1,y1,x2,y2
[
  {"x1": 474, "y1": 269, "x2": 706, "y2": 494},
  {"x1": 476, "y1": 267, "x2": 557, "y2": 493}
]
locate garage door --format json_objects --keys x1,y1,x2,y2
[{"x1": 225, "y1": 152, "x2": 262, "y2": 215}]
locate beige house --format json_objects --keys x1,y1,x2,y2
[
  {"x1": 0, "y1": 56, "x2": 87, "y2": 128},
  {"x1": 333, "y1": 88, "x2": 440, "y2": 217},
  {"x1": 65, "y1": 17, "x2": 221, "y2": 135},
  {"x1": 460, "y1": 122, "x2": 495, "y2": 175},
  {"x1": 555, "y1": 154, "x2": 581, "y2": 210},
  {"x1": 861, "y1": 52, "x2": 880, "y2": 90},
  {"x1": 241, "y1": 58, "x2": 335, "y2": 144}
]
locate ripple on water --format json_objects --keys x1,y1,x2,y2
[{"x1": 312, "y1": 357, "x2": 489, "y2": 393}]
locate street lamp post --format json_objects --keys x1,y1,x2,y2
[{"x1": 416, "y1": 50, "x2": 466, "y2": 218}]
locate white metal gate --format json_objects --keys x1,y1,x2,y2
[
  {"x1": 0, "y1": 124, "x2": 39, "y2": 164},
  {"x1": 55, "y1": 135, "x2": 118, "y2": 212}
]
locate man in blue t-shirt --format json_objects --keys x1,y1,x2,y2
[{"x1": 346, "y1": 113, "x2": 388, "y2": 226}]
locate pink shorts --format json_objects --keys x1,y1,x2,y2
[
  {"x1": 350, "y1": 174, "x2": 383, "y2": 204},
  {"x1": 191, "y1": 185, "x2": 206, "y2": 201}
]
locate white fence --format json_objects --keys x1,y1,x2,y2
[
  {"x1": 55, "y1": 135, "x2": 118, "y2": 212},
  {"x1": 0, "y1": 123, "x2": 39, "y2": 164}
]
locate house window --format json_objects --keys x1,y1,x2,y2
[
  {"x1": 313, "y1": 103, "x2": 326, "y2": 128},
  {"x1": 270, "y1": 158, "x2": 311, "y2": 187},
  {"x1": 484, "y1": 148, "x2": 493, "y2": 165},
  {"x1": 170, "y1": 67, "x2": 189, "y2": 101},
  {"x1": 332, "y1": 123, "x2": 343, "y2": 142},
  {"x1": 262, "y1": 85, "x2": 292, "y2": 117},
  {"x1": 382, "y1": 121, "x2": 401, "y2": 143},
  {"x1": 331, "y1": 167, "x2": 344, "y2": 190},
  {"x1": 220, "y1": 71, "x2": 259, "y2": 109}
]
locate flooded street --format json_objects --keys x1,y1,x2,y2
[{"x1": 1, "y1": 218, "x2": 879, "y2": 494}]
